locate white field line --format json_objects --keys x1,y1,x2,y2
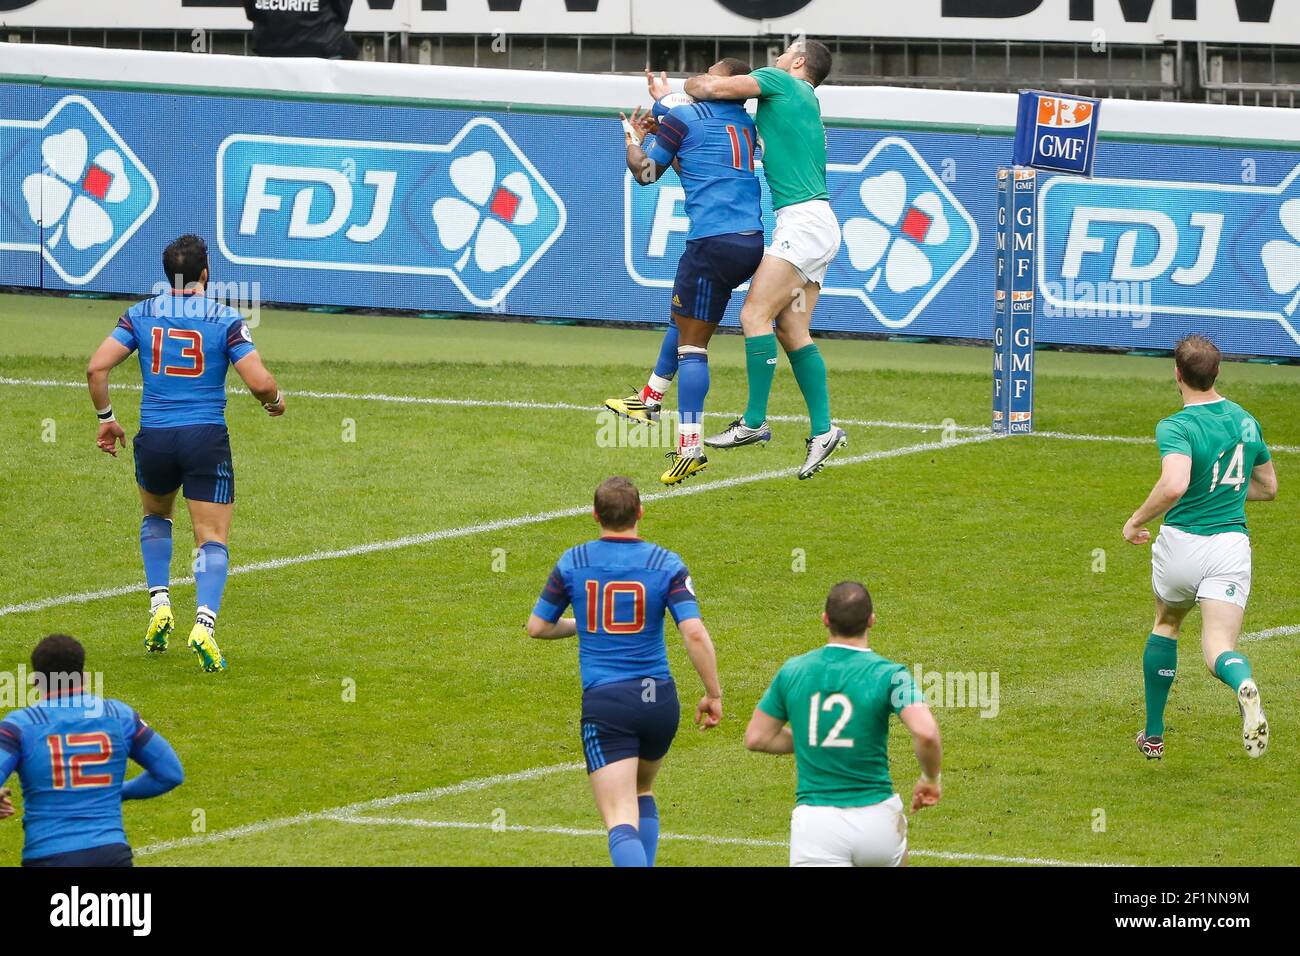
[
  {"x1": 1242, "y1": 624, "x2": 1300, "y2": 642},
  {"x1": 0, "y1": 375, "x2": 978, "y2": 436},
  {"x1": 4, "y1": 375, "x2": 1298, "y2": 452},
  {"x1": 0, "y1": 433, "x2": 996, "y2": 618},
  {"x1": 136, "y1": 758, "x2": 1119, "y2": 867},
  {"x1": 133, "y1": 761, "x2": 583, "y2": 858},
  {"x1": 326, "y1": 815, "x2": 1123, "y2": 867}
]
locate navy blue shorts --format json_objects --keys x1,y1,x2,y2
[
  {"x1": 24, "y1": 842, "x2": 133, "y2": 867},
  {"x1": 580, "y1": 677, "x2": 680, "y2": 774},
  {"x1": 134, "y1": 424, "x2": 234, "y2": 504},
  {"x1": 672, "y1": 231, "x2": 765, "y2": 323}
]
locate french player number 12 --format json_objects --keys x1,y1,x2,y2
[
  {"x1": 585, "y1": 580, "x2": 646, "y2": 634},
  {"x1": 45, "y1": 732, "x2": 114, "y2": 789},
  {"x1": 151, "y1": 327, "x2": 205, "y2": 378}
]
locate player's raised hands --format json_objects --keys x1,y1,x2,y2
[
  {"x1": 1123, "y1": 518, "x2": 1152, "y2": 545},
  {"x1": 96, "y1": 419, "x2": 126, "y2": 457},
  {"x1": 0, "y1": 787, "x2": 14, "y2": 820},
  {"x1": 695, "y1": 694, "x2": 722, "y2": 730},
  {"x1": 646, "y1": 67, "x2": 672, "y2": 101},
  {"x1": 911, "y1": 776, "x2": 941, "y2": 813}
]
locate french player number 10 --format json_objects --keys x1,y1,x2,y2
[
  {"x1": 1211, "y1": 444, "x2": 1246, "y2": 493},
  {"x1": 808, "y1": 692, "x2": 855, "y2": 748},
  {"x1": 585, "y1": 580, "x2": 646, "y2": 634},
  {"x1": 150, "y1": 327, "x2": 205, "y2": 378},
  {"x1": 45, "y1": 732, "x2": 114, "y2": 789}
]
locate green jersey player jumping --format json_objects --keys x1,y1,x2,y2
[
  {"x1": 1123, "y1": 335, "x2": 1278, "y2": 760},
  {"x1": 744, "y1": 582, "x2": 942, "y2": 866}
]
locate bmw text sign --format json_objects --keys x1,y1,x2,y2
[
  {"x1": 1013, "y1": 91, "x2": 1101, "y2": 177},
  {"x1": 2, "y1": 79, "x2": 1298, "y2": 358}
]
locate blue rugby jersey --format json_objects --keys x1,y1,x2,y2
[
  {"x1": 110, "y1": 291, "x2": 257, "y2": 428},
  {"x1": 0, "y1": 695, "x2": 155, "y2": 860},
  {"x1": 646, "y1": 101, "x2": 764, "y2": 241},
  {"x1": 533, "y1": 537, "x2": 702, "y2": 690}
]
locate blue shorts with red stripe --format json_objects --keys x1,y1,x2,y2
[
  {"x1": 672, "y1": 231, "x2": 765, "y2": 323},
  {"x1": 579, "y1": 677, "x2": 680, "y2": 774},
  {"x1": 133, "y1": 424, "x2": 234, "y2": 504}
]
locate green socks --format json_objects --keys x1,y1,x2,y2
[
  {"x1": 1213, "y1": 650, "x2": 1253, "y2": 692},
  {"x1": 743, "y1": 334, "x2": 779, "y2": 429},
  {"x1": 1142, "y1": 633, "x2": 1177, "y2": 737},
  {"x1": 787, "y1": 343, "x2": 832, "y2": 437}
]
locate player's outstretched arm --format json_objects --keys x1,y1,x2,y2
[
  {"x1": 678, "y1": 617, "x2": 723, "y2": 728},
  {"x1": 0, "y1": 748, "x2": 19, "y2": 819},
  {"x1": 684, "y1": 73, "x2": 761, "y2": 102},
  {"x1": 743, "y1": 707, "x2": 793, "y2": 754},
  {"x1": 900, "y1": 703, "x2": 942, "y2": 812},
  {"x1": 122, "y1": 733, "x2": 184, "y2": 801},
  {"x1": 1248, "y1": 460, "x2": 1278, "y2": 501},
  {"x1": 525, "y1": 614, "x2": 577, "y2": 639},
  {"x1": 1123, "y1": 453, "x2": 1191, "y2": 544},
  {"x1": 87, "y1": 336, "x2": 132, "y2": 456},
  {"x1": 622, "y1": 107, "x2": 668, "y2": 185},
  {"x1": 233, "y1": 351, "x2": 285, "y2": 416}
]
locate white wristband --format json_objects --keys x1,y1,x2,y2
[
  {"x1": 921, "y1": 771, "x2": 941, "y2": 785},
  {"x1": 263, "y1": 392, "x2": 282, "y2": 410},
  {"x1": 96, "y1": 405, "x2": 115, "y2": 423}
]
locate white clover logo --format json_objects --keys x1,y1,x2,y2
[
  {"x1": 1261, "y1": 198, "x2": 1300, "y2": 316},
  {"x1": 22, "y1": 128, "x2": 132, "y2": 252},
  {"x1": 841, "y1": 171, "x2": 953, "y2": 295},
  {"x1": 432, "y1": 150, "x2": 539, "y2": 274}
]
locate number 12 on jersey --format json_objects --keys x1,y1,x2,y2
[{"x1": 808, "y1": 692, "x2": 854, "y2": 748}]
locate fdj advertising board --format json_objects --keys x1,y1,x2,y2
[{"x1": 2, "y1": 81, "x2": 1299, "y2": 356}]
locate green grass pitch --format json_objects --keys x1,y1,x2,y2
[{"x1": 1, "y1": 291, "x2": 1297, "y2": 866}]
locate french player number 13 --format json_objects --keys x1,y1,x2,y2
[
  {"x1": 585, "y1": 580, "x2": 646, "y2": 634},
  {"x1": 150, "y1": 327, "x2": 205, "y2": 378},
  {"x1": 808, "y1": 692, "x2": 855, "y2": 748},
  {"x1": 45, "y1": 732, "x2": 113, "y2": 789}
]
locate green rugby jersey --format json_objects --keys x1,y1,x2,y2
[
  {"x1": 1157, "y1": 398, "x2": 1271, "y2": 536},
  {"x1": 758, "y1": 644, "x2": 924, "y2": 808},
  {"x1": 751, "y1": 67, "x2": 830, "y2": 210}
]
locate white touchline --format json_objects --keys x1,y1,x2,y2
[
  {"x1": 0, "y1": 433, "x2": 996, "y2": 618},
  {"x1": 133, "y1": 761, "x2": 583, "y2": 858},
  {"x1": 324, "y1": 815, "x2": 1123, "y2": 867},
  {"x1": 4, "y1": 376, "x2": 1297, "y2": 452},
  {"x1": 134, "y1": 760, "x2": 1121, "y2": 867},
  {"x1": 1242, "y1": 624, "x2": 1300, "y2": 642}
]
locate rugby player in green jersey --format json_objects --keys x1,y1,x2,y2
[
  {"x1": 685, "y1": 39, "x2": 847, "y2": 479},
  {"x1": 1123, "y1": 335, "x2": 1278, "y2": 760},
  {"x1": 745, "y1": 582, "x2": 942, "y2": 866}
]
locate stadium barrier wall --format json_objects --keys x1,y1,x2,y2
[{"x1": 3, "y1": 43, "x2": 1300, "y2": 356}]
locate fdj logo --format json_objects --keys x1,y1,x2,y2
[
  {"x1": 1040, "y1": 164, "x2": 1300, "y2": 347},
  {"x1": 827, "y1": 138, "x2": 979, "y2": 329},
  {"x1": 0, "y1": 96, "x2": 158, "y2": 285},
  {"x1": 218, "y1": 118, "x2": 566, "y2": 308}
]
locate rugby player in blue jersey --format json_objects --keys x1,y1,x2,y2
[
  {"x1": 526, "y1": 477, "x2": 723, "y2": 866},
  {"x1": 86, "y1": 235, "x2": 285, "y2": 672},
  {"x1": 0, "y1": 634, "x2": 184, "y2": 867},
  {"x1": 605, "y1": 61, "x2": 764, "y2": 485}
]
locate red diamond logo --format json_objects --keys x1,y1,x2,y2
[
  {"x1": 901, "y1": 207, "x2": 932, "y2": 243},
  {"x1": 489, "y1": 186, "x2": 521, "y2": 222},
  {"x1": 82, "y1": 164, "x2": 112, "y2": 201}
]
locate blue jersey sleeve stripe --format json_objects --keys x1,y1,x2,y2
[
  {"x1": 668, "y1": 599, "x2": 701, "y2": 624},
  {"x1": 0, "y1": 722, "x2": 21, "y2": 755}
]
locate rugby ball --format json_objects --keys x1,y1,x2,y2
[{"x1": 657, "y1": 92, "x2": 697, "y2": 109}]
